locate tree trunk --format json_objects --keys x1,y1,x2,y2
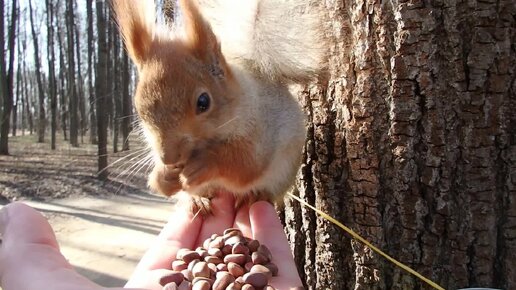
[
  {"x1": 67, "y1": 0, "x2": 78, "y2": 147},
  {"x1": 28, "y1": 0, "x2": 46, "y2": 143},
  {"x1": 19, "y1": 67, "x2": 24, "y2": 136},
  {"x1": 105, "y1": 3, "x2": 114, "y2": 143},
  {"x1": 111, "y1": 20, "x2": 120, "y2": 153},
  {"x1": 75, "y1": 19, "x2": 86, "y2": 143},
  {"x1": 87, "y1": 0, "x2": 97, "y2": 144},
  {"x1": 285, "y1": 1, "x2": 516, "y2": 289},
  {"x1": 121, "y1": 49, "x2": 132, "y2": 151},
  {"x1": 22, "y1": 56, "x2": 33, "y2": 135},
  {"x1": 57, "y1": 21, "x2": 68, "y2": 141},
  {"x1": 12, "y1": 55, "x2": 20, "y2": 137},
  {"x1": 95, "y1": 0, "x2": 109, "y2": 180},
  {"x1": 19, "y1": 33, "x2": 26, "y2": 136},
  {"x1": 46, "y1": 0, "x2": 57, "y2": 150},
  {"x1": 11, "y1": 5, "x2": 21, "y2": 138},
  {"x1": 0, "y1": 0, "x2": 17, "y2": 154},
  {"x1": 0, "y1": 0, "x2": 7, "y2": 152},
  {"x1": 6, "y1": 0, "x2": 16, "y2": 138},
  {"x1": 0, "y1": 0, "x2": 7, "y2": 153}
]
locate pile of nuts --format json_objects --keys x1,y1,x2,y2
[{"x1": 160, "y1": 228, "x2": 279, "y2": 290}]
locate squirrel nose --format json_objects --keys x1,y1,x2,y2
[{"x1": 158, "y1": 135, "x2": 191, "y2": 166}]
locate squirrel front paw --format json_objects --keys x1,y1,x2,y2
[
  {"x1": 148, "y1": 164, "x2": 182, "y2": 196},
  {"x1": 180, "y1": 151, "x2": 218, "y2": 190},
  {"x1": 190, "y1": 195, "x2": 213, "y2": 216}
]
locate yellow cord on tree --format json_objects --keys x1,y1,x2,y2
[{"x1": 288, "y1": 192, "x2": 445, "y2": 290}]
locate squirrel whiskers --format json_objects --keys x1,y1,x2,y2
[{"x1": 113, "y1": 0, "x2": 326, "y2": 213}]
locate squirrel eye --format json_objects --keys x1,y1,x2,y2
[{"x1": 196, "y1": 92, "x2": 211, "y2": 114}]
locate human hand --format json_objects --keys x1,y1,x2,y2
[
  {"x1": 126, "y1": 192, "x2": 304, "y2": 289},
  {"x1": 0, "y1": 201, "x2": 133, "y2": 290},
  {"x1": 0, "y1": 193, "x2": 303, "y2": 290}
]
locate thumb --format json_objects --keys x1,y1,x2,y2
[
  {"x1": 0, "y1": 203, "x2": 137, "y2": 290},
  {"x1": 0, "y1": 202, "x2": 71, "y2": 290},
  {"x1": 0, "y1": 202, "x2": 59, "y2": 250}
]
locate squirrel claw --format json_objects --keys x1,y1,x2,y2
[{"x1": 190, "y1": 195, "x2": 213, "y2": 216}]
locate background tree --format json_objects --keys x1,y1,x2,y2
[
  {"x1": 75, "y1": 19, "x2": 86, "y2": 143},
  {"x1": 95, "y1": 0, "x2": 109, "y2": 180},
  {"x1": 57, "y1": 20, "x2": 68, "y2": 141},
  {"x1": 28, "y1": 0, "x2": 46, "y2": 143},
  {"x1": 1, "y1": 0, "x2": 136, "y2": 175},
  {"x1": 66, "y1": 0, "x2": 78, "y2": 147},
  {"x1": 121, "y1": 49, "x2": 132, "y2": 151},
  {"x1": 283, "y1": 1, "x2": 516, "y2": 289},
  {"x1": 87, "y1": 0, "x2": 97, "y2": 145},
  {"x1": 0, "y1": 0, "x2": 7, "y2": 153},
  {"x1": 46, "y1": 0, "x2": 57, "y2": 150},
  {"x1": 0, "y1": 0, "x2": 18, "y2": 154},
  {"x1": 12, "y1": 35, "x2": 21, "y2": 137},
  {"x1": 110, "y1": 19, "x2": 121, "y2": 153},
  {"x1": 20, "y1": 35, "x2": 33, "y2": 136}
]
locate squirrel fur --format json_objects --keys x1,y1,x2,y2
[{"x1": 113, "y1": 0, "x2": 326, "y2": 212}]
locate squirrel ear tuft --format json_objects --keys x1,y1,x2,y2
[
  {"x1": 113, "y1": 0, "x2": 155, "y2": 68},
  {"x1": 180, "y1": 0, "x2": 229, "y2": 78}
]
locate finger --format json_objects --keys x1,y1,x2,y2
[
  {"x1": 2, "y1": 245, "x2": 103, "y2": 290},
  {"x1": 0, "y1": 202, "x2": 59, "y2": 249},
  {"x1": 249, "y1": 201, "x2": 303, "y2": 287},
  {"x1": 0, "y1": 203, "x2": 107, "y2": 290},
  {"x1": 195, "y1": 192, "x2": 236, "y2": 247},
  {"x1": 133, "y1": 195, "x2": 202, "y2": 272},
  {"x1": 233, "y1": 203, "x2": 252, "y2": 238}
]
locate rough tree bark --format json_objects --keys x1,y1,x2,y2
[{"x1": 284, "y1": 1, "x2": 515, "y2": 289}]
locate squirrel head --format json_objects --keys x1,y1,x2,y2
[{"x1": 114, "y1": 0, "x2": 240, "y2": 167}]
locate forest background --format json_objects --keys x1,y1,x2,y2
[{"x1": 0, "y1": 0, "x2": 515, "y2": 289}]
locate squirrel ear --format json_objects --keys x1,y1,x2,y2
[
  {"x1": 180, "y1": 0, "x2": 229, "y2": 78},
  {"x1": 113, "y1": 0, "x2": 155, "y2": 68}
]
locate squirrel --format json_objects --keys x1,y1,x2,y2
[{"x1": 113, "y1": 0, "x2": 326, "y2": 213}]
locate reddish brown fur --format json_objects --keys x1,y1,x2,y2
[
  {"x1": 180, "y1": 0, "x2": 217, "y2": 61},
  {"x1": 112, "y1": 0, "x2": 153, "y2": 66},
  {"x1": 111, "y1": 0, "x2": 311, "y2": 216},
  {"x1": 114, "y1": 0, "x2": 268, "y2": 207},
  {"x1": 215, "y1": 138, "x2": 265, "y2": 187}
]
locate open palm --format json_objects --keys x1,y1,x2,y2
[{"x1": 0, "y1": 193, "x2": 303, "y2": 290}]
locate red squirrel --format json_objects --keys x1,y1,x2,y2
[{"x1": 113, "y1": 0, "x2": 326, "y2": 213}]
